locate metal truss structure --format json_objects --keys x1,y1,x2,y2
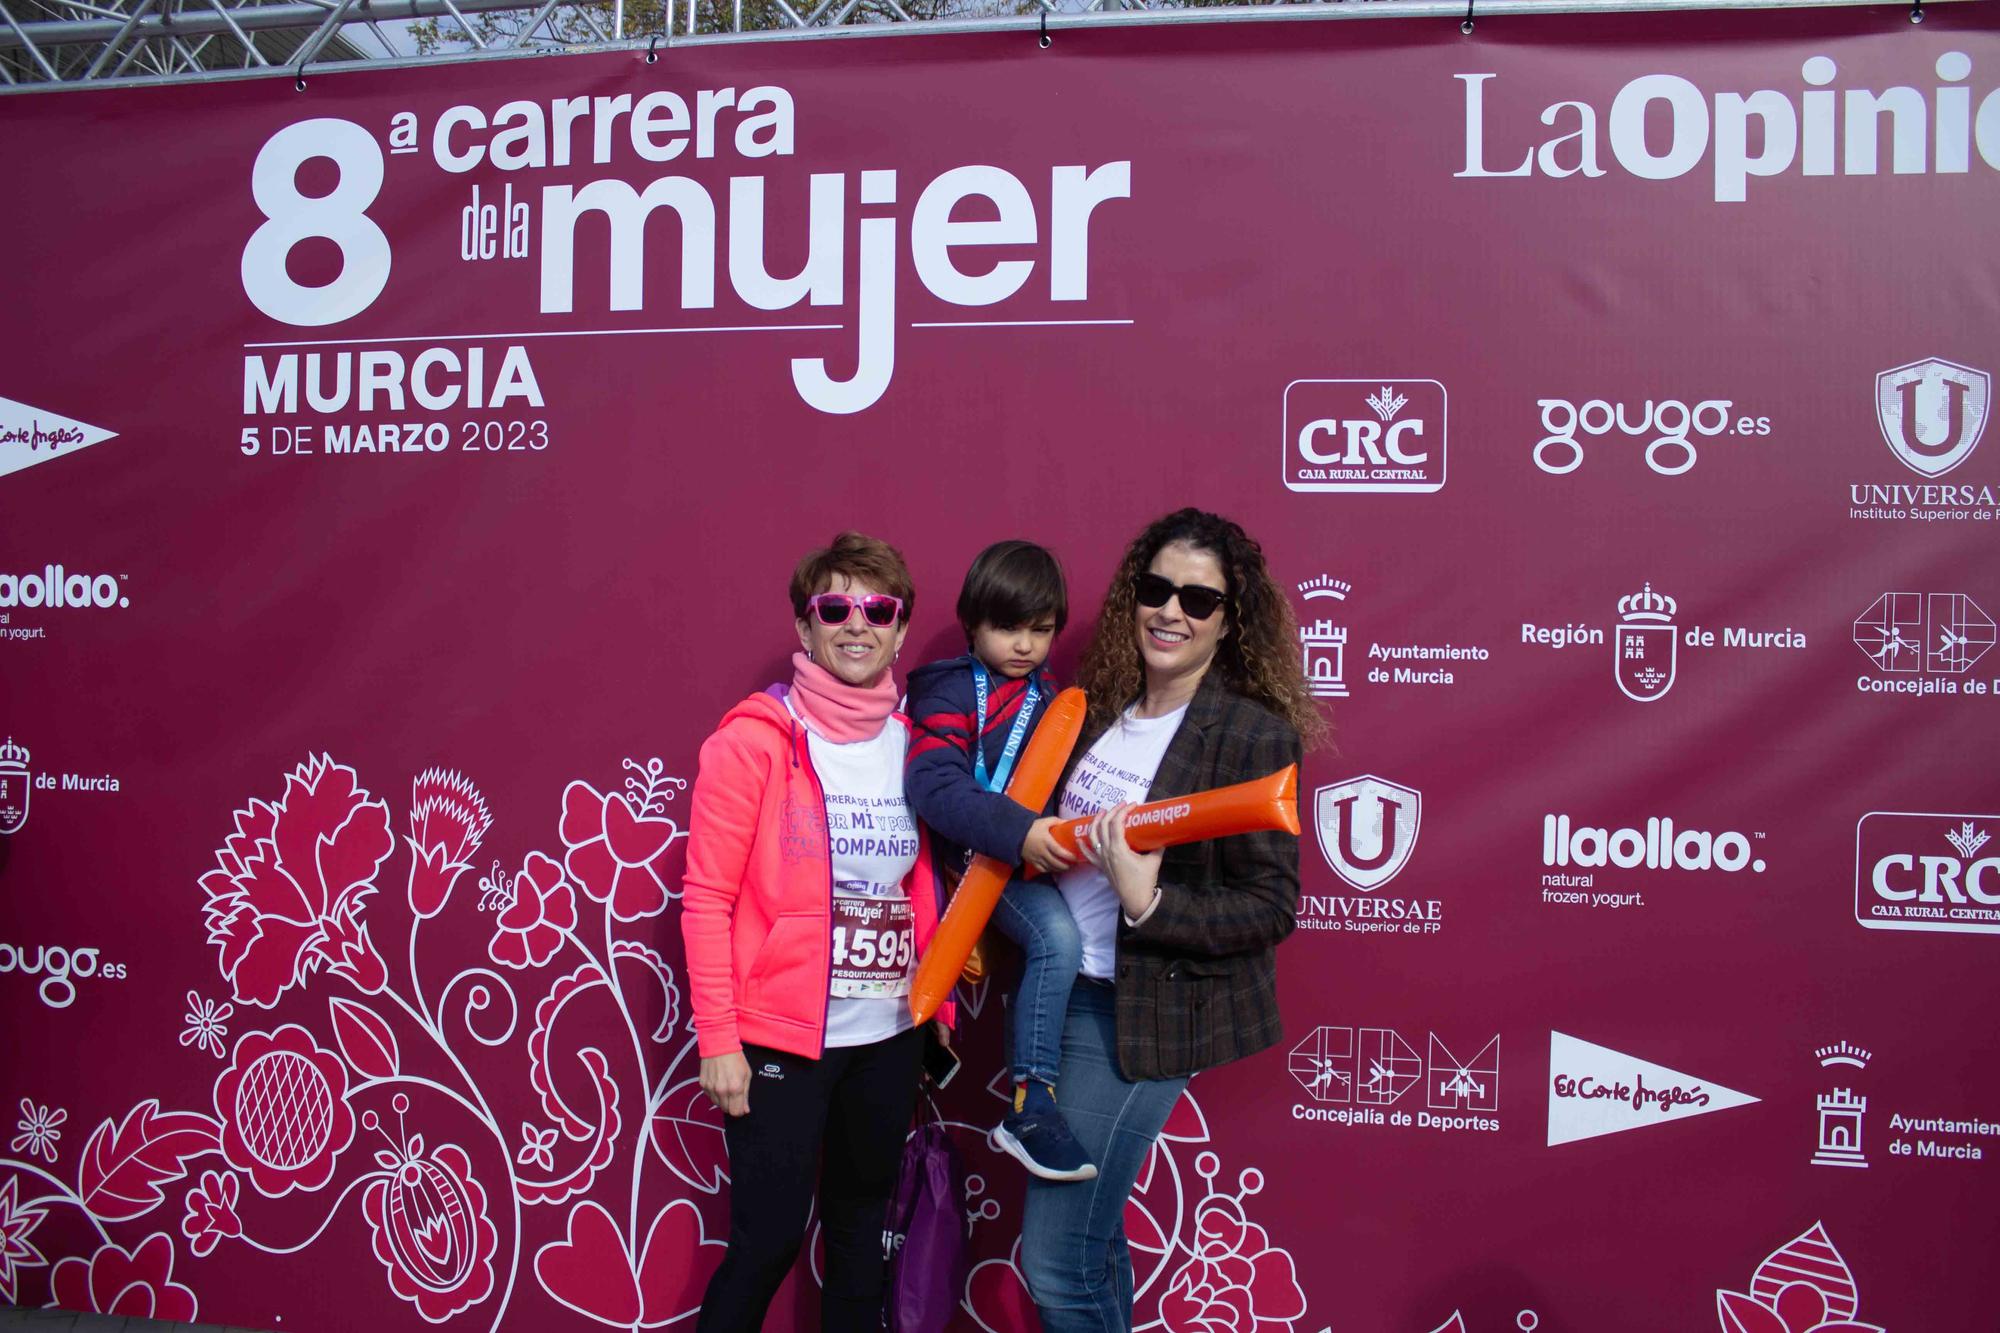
[{"x1": 0, "y1": 0, "x2": 1956, "y2": 91}]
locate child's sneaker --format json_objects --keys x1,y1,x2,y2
[{"x1": 990, "y1": 1082, "x2": 1098, "y2": 1182}]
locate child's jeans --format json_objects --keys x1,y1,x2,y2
[{"x1": 990, "y1": 878, "x2": 1084, "y2": 1086}]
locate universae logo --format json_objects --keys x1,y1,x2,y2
[
  {"x1": 1874, "y1": 357, "x2": 1990, "y2": 478},
  {"x1": 1313, "y1": 775, "x2": 1420, "y2": 891}
]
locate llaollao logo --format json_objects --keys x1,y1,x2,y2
[{"x1": 0, "y1": 565, "x2": 129, "y2": 609}]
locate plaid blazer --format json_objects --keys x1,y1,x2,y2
[{"x1": 1058, "y1": 670, "x2": 1303, "y2": 1082}]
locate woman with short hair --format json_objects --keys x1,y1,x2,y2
[{"x1": 681, "y1": 531, "x2": 949, "y2": 1333}]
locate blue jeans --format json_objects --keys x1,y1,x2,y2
[
  {"x1": 990, "y1": 878, "x2": 1083, "y2": 1085},
  {"x1": 1019, "y1": 980, "x2": 1190, "y2": 1333}
]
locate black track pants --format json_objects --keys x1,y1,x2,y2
[{"x1": 695, "y1": 1026, "x2": 924, "y2": 1333}]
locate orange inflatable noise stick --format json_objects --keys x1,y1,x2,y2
[
  {"x1": 908, "y1": 686, "x2": 1087, "y2": 1026},
  {"x1": 1047, "y1": 765, "x2": 1300, "y2": 859}
]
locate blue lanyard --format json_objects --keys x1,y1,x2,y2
[{"x1": 971, "y1": 661, "x2": 1040, "y2": 793}]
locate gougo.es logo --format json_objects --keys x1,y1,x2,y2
[
  {"x1": 1533, "y1": 398, "x2": 1772, "y2": 475},
  {"x1": 0, "y1": 942, "x2": 128, "y2": 1008}
]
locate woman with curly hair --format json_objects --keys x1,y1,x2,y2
[{"x1": 1018, "y1": 507, "x2": 1325, "y2": 1333}]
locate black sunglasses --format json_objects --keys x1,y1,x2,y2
[{"x1": 1133, "y1": 572, "x2": 1227, "y2": 621}]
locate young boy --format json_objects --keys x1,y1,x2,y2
[{"x1": 905, "y1": 540, "x2": 1094, "y2": 1182}]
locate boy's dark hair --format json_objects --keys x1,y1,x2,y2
[{"x1": 956, "y1": 540, "x2": 1068, "y2": 643}]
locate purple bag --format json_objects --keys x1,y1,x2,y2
[{"x1": 883, "y1": 1094, "x2": 969, "y2": 1333}]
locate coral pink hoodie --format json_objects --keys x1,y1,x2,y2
[{"x1": 681, "y1": 686, "x2": 951, "y2": 1059}]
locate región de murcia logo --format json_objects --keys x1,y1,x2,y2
[
  {"x1": 1614, "y1": 582, "x2": 1677, "y2": 703},
  {"x1": 0, "y1": 737, "x2": 29, "y2": 836},
  {"x1": 1521, "y1": 581, "x2": 1805, "y2": 703}
]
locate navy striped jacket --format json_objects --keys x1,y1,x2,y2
[{"x1": 904, "y1": 653, "x2": 1058, "y2": 871}]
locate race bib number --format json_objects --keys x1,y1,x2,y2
[{"x1": 829, "y1": 892, "x2": 915, "y2": 999}]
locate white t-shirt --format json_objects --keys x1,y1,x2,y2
[
  {"x1": 1054, "y1": 704, "x2": 1188, "y2": 980},
  {"x1": 790, "y1": 702, "x2": 921, "y2": 1049}
]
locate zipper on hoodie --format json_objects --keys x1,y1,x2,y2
[{"x1": 790, "y1": 713, "x2": 837, "y2": 1057}]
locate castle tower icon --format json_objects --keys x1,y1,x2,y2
[
  {"x1": 1300, "y1": 620, "x2": 1348, "y2": 699},
  {"x1": 1296, "y1": 576, "x2": 1351, "y2": 700},
  {"x1": 1812, "y1": 1088, "x2": 1868, "y2": 1168}
]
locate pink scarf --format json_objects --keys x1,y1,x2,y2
[{"x1": 788, "y1": 651, "x2": 898, "y2": 743}]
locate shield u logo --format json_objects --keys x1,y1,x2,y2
[
  {"x1": 1314, "y1": 775, "x2": 1420, "y2": 891},
  {"x1": 1876, "y1": 358, "x2": 1991, "y2": 478}
]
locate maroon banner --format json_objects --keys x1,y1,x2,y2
[{"x1": 2, "y1": 5, "x2": 1998, "y2": 1331}]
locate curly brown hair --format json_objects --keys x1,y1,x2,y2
[{"x1": 1075, "y1": 509, "x2": 1328, "y2": 748}]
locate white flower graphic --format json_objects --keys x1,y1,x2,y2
[
  {"x1": 516, "y1": 1122, "x2": 559, "y2": 1172},
  {"x1": 179, "y1": 990, "x2": 233, "y2": 1059},
  {"x1": 10, "y1": 1100, "x2": 66, "y2": 1164}
]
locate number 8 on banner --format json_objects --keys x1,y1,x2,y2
[{"x1": 242, "y1": 118, "x2": 391, "y2": 327}]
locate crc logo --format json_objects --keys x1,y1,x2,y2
[
  {"x1": 1533, "y1": 397, "x2": 1770, "y2": 475},
  {"x1": 1875, "y1": 358, "x2": 1990, "y2": 478},
  {"x1": 1614, "y1": 582, "x2": 1677, "y2": 703},
  {"x1": 1313, "y1": 775, "x2": 1420, "y2": 891},
  {"x1": 1283, "y1": 379, "x2": 1446, "y2": 493},
  {"x1": 1855, "y1": 812, "x2": 2000, "y2": 936}
]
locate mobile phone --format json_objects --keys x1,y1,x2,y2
[{"x1": 923, "y1": 1030, "x2": 962, "y2": 1090}]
